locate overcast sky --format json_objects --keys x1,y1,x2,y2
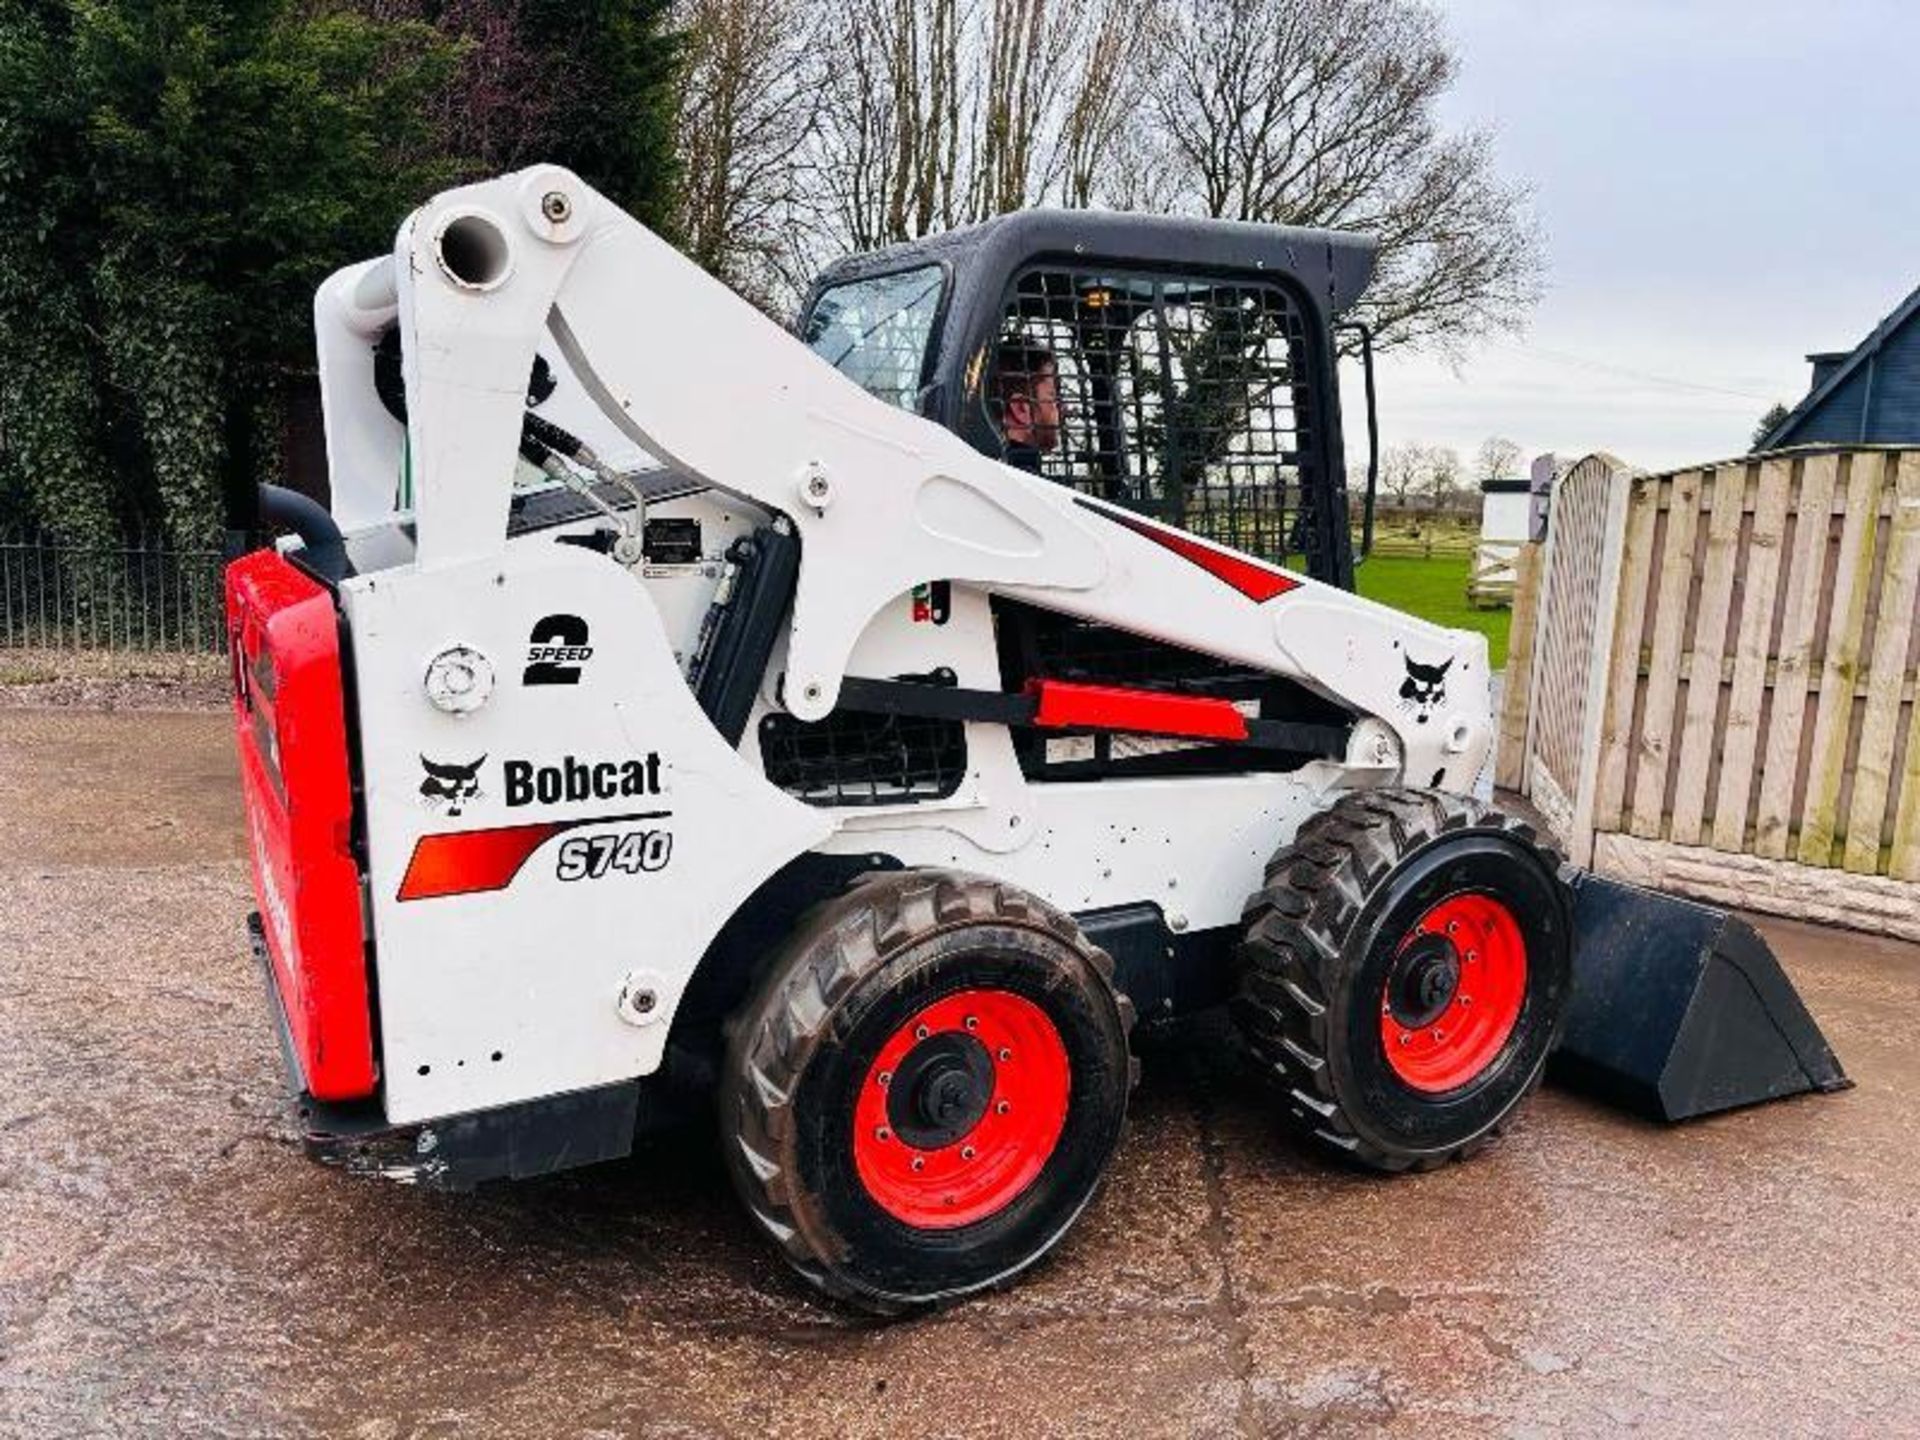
[{"x1": 1361, "y1": 0, "x2": 1920, "y2": 473}]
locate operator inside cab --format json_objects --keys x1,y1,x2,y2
[{"x1": 995, "y1": 342, "x2": 1062, "y2": 475}]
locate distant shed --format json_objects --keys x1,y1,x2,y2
[
  {"x1": 1759, "y1": 282, "x2": 1920, "y2": 448},
  {"x1": 1468, "y1": 477, "x2": 1532, "y2": 608}
]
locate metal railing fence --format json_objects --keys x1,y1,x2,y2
[{"x1": 0, "y1": 527, "x2": 238, "y2": 654}]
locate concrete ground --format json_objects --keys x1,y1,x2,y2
[{"x1": 2, "y1": 707, "x2": 1916, "y2": 1438}]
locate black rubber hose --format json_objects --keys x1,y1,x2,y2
[{"x1": 258, "y1": 483, "x2": 348, "y2": 583}]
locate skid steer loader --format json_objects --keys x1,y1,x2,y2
[{"x1": 226, "y1": 166, "x2": 1845, "y2": 1312}]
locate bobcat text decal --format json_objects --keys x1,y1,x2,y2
[{"x1": 504, "y1": 753, "x2": 664, "y2": 806}]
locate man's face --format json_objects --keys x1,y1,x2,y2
[{"x1": 1005, "y1": 362, "x2": 1062, "y2": 453}]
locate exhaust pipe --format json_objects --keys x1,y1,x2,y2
[{"x1": 258, "y1": 484, "x2": 348, "y2": 584}]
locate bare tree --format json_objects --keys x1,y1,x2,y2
[
  {"x1": 810, "y1": 0, "x2": 967, "y2": 253},
  {"x1": 687, "y1": 0, "x2": 1540, "y2": 346},
  {"x1": 676, "y1": 0, "x2": 824, "y2": 308},
  {"x1": 1379, "y1": 441, "x2": 1426, "y2": 511},
  {"x1": 804, "y1": 0, "x2": 1159, "y2": 255},
  {"x1": 971, "y1": 0, "x2": 1072, "y2": 217},
  {"x1": 1425, "y1": 445, "x2": 1464, "y2": 514},
  {"x1": 1146, "y1": 0, "x2": 1541, "y2": 353},
  {"x1": 1049, "y1": 0, "x2": 1163, "y2": 207},
  {"x1": 1475, "y1": 434, "x2": 1524, "y2": 480}
]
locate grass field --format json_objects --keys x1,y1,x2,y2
[{"x1": 1355, "y1": 552, "x2": 1511, "y2": 669}]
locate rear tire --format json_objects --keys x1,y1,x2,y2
[
  {"x1": 720, "y1": 869, "x2": 1136, "y2": 1313},
  {"x1": 1233, "y1": 789, "x2": 1571, "y2": 1172}
]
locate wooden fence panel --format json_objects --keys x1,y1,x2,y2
[
  {"x1": 1629, "y1": 470, "x2": 1703, "y2": 837},
  {"x1": 1754, "y1": 452, "x2": 1840, "y2": 858},
  {"x1": 1514, "y1": 445, "x2": 1920, "y2": 939},
  {"x1": 1592, "y1": 477, "x2": 1659, "y2": 833},
  {"x1": 1521, "y1": 455, "x2": 1624, "y2": 853},
  {"x1": 1847, "y1": 451, "x2": 1920, "y2": 873},
  {"x1": 1669, "y1": 465, "x2": 1745, "y2": 844},
  {"x1": 1797, "y1": 453, "x2": 1885, "y2": 867},
  {"x1": 1711, "y1": 456, "x2": 1793, "y2": 851}
]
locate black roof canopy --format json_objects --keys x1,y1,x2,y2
[
  {"x1": 799, "y1": 209, "x2": 1381, "y2": 591},
  {"x1": 803, "y1": 208, "x2": 1378, "y2": 372}
]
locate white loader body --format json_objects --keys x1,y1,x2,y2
[{"x1": 294, "y1": 166, "x2": 1490, "y2": 1128}]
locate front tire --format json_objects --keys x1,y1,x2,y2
[
  {"x1": 1233, "y1": 790, "x2": 1571, "y2": 1172},
  {"x1": 720, "y1": 869, "x2": 1136, "y2": 1313}
]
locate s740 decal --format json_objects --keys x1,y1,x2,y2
[{"x1": 556, "y1": 828, "x2": 674, "y2": 882}]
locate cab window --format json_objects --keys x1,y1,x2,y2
[{"x1": 801, "y1": 265, "x2": 945, "y2": 412}]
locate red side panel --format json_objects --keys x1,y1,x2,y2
[
  {"x1": 397, "y1": 822, "x2": 569, "y2": 902},
  {"x1": 226, "y1": 550, "x2": 377, "y2": 1101},
  {"x1": 1027, "y1": 679, "x2": 1251, "y2": 741}
]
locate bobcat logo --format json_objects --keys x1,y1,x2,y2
[
  {"x1": 419, "y1": 754, "x2": 486, "y2": 816},
  {"x1": 1398, "y1": 655, "x2": 1453, "y2": 725}
]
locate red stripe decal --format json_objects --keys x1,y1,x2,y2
[
  {"x1": 397, "y1": 821, "x2": 570, "y2": 902},
  {"x1": 1027, "y1": 680, "x2": 1250, "y2": 741},
  {"x1": 1089, "y1": 505, "x2": 1300, "y2": 602}
]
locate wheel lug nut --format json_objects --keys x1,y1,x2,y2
[
  {"x1": 961, "y1": 1145, "x2": 977, "y2": 1160},
  {"x1": 1433, "y1": 1029, "x2": 1445, "y2": 1041},
  {"x1": 878, "y1": 1071, "x2": 891, "y2": 1087},
  {"x1": 911, "y1": 1156, "x2": 925, "y2": 1172},
  {"x1": 875, "y1": 1126, "x2": 891, "y2": 1142},
  {"x1": 1398, "y1": 1031, "x2": 1411, "y2": 1046},
  {"x1": 965, "y1": 1015, "x2": 979, "y2": 1030},
  {"x1": 1446, "y1": 921, "x2": 1459, "y2": 936},
  {"x1": 997, "y1": 1047, "x2": 1012, "y2": 1062},
  {"x1": 915, "y1": 1025, "x2": 930, "y2": 1040},
  {"x1": 995, "y1": 1100, "x2": 1010, "y2": 1115},
  {"x1": 1465, "y1": 950, "x2": 1478, "y2": 963}
]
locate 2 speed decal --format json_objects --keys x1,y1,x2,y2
[
  {"x1": 523, "y1": 614, "x2": 593, "y2": 686},
  {"x1": 555, "y1": 827, "x2": 674, "y2": 882}
]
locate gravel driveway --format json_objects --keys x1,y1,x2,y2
[{"x1": 2, "y1": 706, "x2": 1915, "y2": 1437}]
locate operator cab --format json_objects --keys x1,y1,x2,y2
[{"x1": 799, "y1": 209, "x2": 1379, "y2": 591}]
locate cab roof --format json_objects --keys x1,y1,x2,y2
[{"x1": 805, "y1": 208, "x2": 1379, "y2": 329}]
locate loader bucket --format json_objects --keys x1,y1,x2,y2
[{"x1": 1549, "y1": 873, "x2": 1850, "y2": 1121}]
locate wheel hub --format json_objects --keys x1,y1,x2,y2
[
  {"x1": 888, "y1": 1033, "x2": 994, "y2": 1149},
  {"x1": 1388, "y1": 934, "x2": 1461, "y2": 1029}
]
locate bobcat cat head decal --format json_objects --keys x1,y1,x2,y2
[
  {"x1": 419, "y1": 754, "x2": 486, "y2": 816},
  {"x1": 1397, "y1": 655, "x2": 1453, "y2": 725}
]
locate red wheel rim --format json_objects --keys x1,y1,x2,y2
[
  {"x1": 852, "y1": 988, "x2": 1071, "y2": 1229},
  {"x1": 1379, "y1": 892, "x2": 1527, "y2": 1093}
]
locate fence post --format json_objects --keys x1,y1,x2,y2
[
  {"x1": 1494, "y1": 543, "x2": 1542, "y2": 791},
  {"x1": 1564, "y1": 461, "x2": 1634, "y2": 868},
  {"x1": 1520, "y1": 494, "x2": 1563, "y2": 803}
]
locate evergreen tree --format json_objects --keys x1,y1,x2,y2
[
  {"x1": 1752, "y1": 401, "x2": 1791, "y2": 451},
  {"x1": 0, "y1": 0, "x2": 459, "y2": 542},
  {"x1": 387, "y1": 0, "x2": 685, "y2": 236}
]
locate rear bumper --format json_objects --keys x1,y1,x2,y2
[{"x1": 250, "y1": 912, "x2": 648, "y2": 1189}]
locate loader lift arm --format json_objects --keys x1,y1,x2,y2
[{"x1": 387, "y1": 167, "x2": 1488, "y2": 794}]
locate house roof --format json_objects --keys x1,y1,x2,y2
[{"x1": 1759, "y1": 280, "x2": 1920, "y2": 450}]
